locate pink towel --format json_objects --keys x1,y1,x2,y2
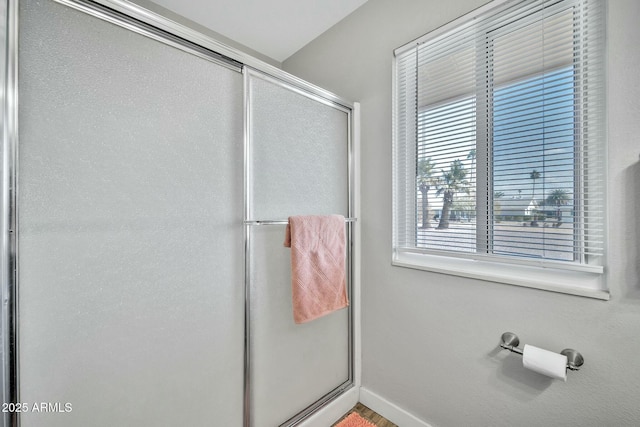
[{"x1": 283, "y1": 215, "x2": 349, "y2": 324}]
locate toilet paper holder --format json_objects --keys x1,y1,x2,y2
[{"x1": 500, "y1": 332, "x2": 584, "y2": 371}]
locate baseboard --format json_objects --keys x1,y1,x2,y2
[
  {"x1": 297, "y1": 386, "x2": 359, "y2": 427},
  {"x1": 359, "y1": 387, "x2": 432, "y2": 427}
]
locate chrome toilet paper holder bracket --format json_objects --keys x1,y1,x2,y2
[{"x1": 500, "y1": 332, "x2": 584, "y2": 371}]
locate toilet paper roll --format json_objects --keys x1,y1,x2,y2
[{"x1": 522, "y1": 344, "x2": 568, "y2": 381}]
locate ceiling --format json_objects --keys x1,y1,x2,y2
[{"x1": 148, "y1": 0, "x2": 369, "y2": 63}]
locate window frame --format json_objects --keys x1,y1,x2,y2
[{"x1": 392, "y1": 0, "x2": 607, "y2": 299}]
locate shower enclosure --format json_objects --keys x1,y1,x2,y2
[{"x1": 0, "y1": 0, "x2": 358, "y2": 426}]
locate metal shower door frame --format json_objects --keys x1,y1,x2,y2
[
  {"x1": 243, "y1": 66, "x2": 356, "y2": 427},
  {"x1": 0, "y1": 1, "x2": 19, "y2": 426}
]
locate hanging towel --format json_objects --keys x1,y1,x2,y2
[{"x1": 283, "y1": 215, "x2": 349, "y2": 324}]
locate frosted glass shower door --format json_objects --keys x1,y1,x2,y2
[
  {"x1": 18, "y1": 1, "x2": 244, "y2": 426},
  {"x1": 246, "y1": 70, "x2": 352, "y2": 426}
]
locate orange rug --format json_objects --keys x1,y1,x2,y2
[{"x1": 335, "y1": 412, "x2": 377, "y2": 427}]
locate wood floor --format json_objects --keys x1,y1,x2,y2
[{"x1": 332, "y1": 403, "x2": 398, "y2": 427}]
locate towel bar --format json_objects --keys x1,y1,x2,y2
[
  {"x1": 244, "y1": 218, "x2": 357, "y2": 226},
  {"x1": 499, "y1": 332, "x2": 584, "y2": 371}
]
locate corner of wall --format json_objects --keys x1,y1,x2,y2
[
  {"x1": 125, "y1": 0, "x2": 283, "y2": 68},
  {"x1": 359, "y1": 388, "x2": 432, "y2": 427}
]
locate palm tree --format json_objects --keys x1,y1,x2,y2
[
  {"x1": 436, "y1": 159, "x2": 469, "y2": 229},
  {"x1": 529, "y1": 170, "x2": 541, "y2": 226},
  {"x1": 467, "y1": 149, "x2": 476, "y2": 189},
  {"x1": 545, "y1": 189, "x2": 571, "y2": 227},
  {"x1": 529, "y1": 169, "x2": 541, "y2": 201},
  {"x1": 417, "y1": 158, "x2": 437, "y2": 228},
  {"x1": 493, "y1": 191, "x2": 505, "y2": 221}
]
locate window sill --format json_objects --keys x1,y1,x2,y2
[{"x1": 392, "y1": 251, "x2": 609, "y2": 300}]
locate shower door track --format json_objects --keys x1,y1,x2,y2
[{"x1": 0, "y1": 1, "x2": 357, "y2": 426}]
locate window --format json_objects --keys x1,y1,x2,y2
[{"x1": 393, "y1": 0, "x2": 606, "y2": 298}]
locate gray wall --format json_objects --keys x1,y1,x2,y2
[{"x1": 284, "y1": 0, "x2": 640, "y2": 425}]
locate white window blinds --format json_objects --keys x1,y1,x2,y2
[{"x1": 393, "y1": 0, "x2": 606, "y2": 295}]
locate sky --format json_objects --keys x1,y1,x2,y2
[{"x1": 418, "y1": 66, "x2": 575, "y2": 208}]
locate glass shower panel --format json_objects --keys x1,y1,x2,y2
[
  {"x1": 247, "y1": 72, "x2": 351, "y2": 426},
  {"x1": 18, "y1": 1, "x2": 244, "y2": 426},
  {"x1": 248, "y1": 74, "x2": 349, "y2": 219},
  {"x1": 249, "y1": 227, "x2": 349, "y2": 426}
]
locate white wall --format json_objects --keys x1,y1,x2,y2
[{"x1": 284, "y1": 0, "x2": 640, "y2": 425}]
